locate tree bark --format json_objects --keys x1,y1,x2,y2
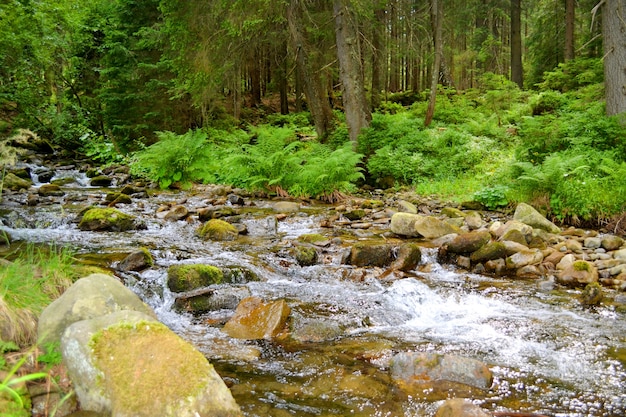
[
  {"x1": 511, "y1": 0, "x2": 523, "y2": 87},
  {"x1": 565, "y1": 0, "x2": 575, "y2": 61},
  {"x1": 424, "y1": 0, "x2": 442, "y2": 127},
  {"x1": 287, "y1": 0, "x2": 335, "y2": 140},
  {"x1": 371, "y1": 6, "x2": 385, "y2": 110},
  {"x1": 334, "y1": 0, "x2": 371, "y2": 147},
  {"x1": 602, "y1": 0, "x2": 626, "y2": 119}
]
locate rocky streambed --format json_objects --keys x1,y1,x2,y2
[{"x1": 1, "y1": 160, "x2": 626, "y2": 416}]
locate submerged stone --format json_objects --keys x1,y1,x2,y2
[
  {"x1": 390, "y1": 352, "x2": 492, "y2": 399},
  {"x1": 390, "y1": 243, "x2": 422, "y2": 272},
  {"x1": 223, "y1": 297, "x2": 291, "y2": 340}
]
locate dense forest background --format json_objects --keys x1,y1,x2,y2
[{"x1": 1, "y1": 0, "x2": 625, "y2": 226}]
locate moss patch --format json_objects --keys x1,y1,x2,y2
[
  {"x1": 297, "y1": 234, "x2": 327, "y2": 244},
  {"x1": 573, "y1": 260, "x2": 591, "y2": 272},
  {"x1": 90, "y1": 321, "x2": 212, "y2": 415},
  {"x1": 167, "y1": 264, "x2": 223, "y2": 293},
  {"x1": 196, "y1": 219, "x2": 238, "y2": 241}
]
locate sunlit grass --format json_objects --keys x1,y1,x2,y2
[{"x1": 1, "y1": 244, "x2": 79, "y2": 347}]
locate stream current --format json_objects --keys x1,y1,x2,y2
[{"x1": 1, "y1": 170, "x2": 625, "y2": 417}]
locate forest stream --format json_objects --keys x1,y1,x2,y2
[{"x1": 1, "y1": 165, "x2": 625, "y2": 417}]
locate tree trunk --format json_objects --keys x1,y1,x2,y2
[
  {"x1": 371, "y1": 6, "x2": 385, "y2": 109},
  {"x1": 511, "y1": 0, "x2": 523, "y2": 87},
  {"x1": 287, "y1": 1, "x2": 335, "y2": 140},
  {"x1": 334, "y1": 0, "x2": 371, "y2": 147},
  {"x1": 603, "y1": 0, "x2": 626, "y2": 120},
  {"x1": 564, "y1": 0, "x2": 575, "y2": 61},
  {"x1": 425, "y1": 0, "x2": 442, "y2": 127}
]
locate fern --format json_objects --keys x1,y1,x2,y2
[{"x1": 130, "y1": 129, "x2": 217, "y2": 189}]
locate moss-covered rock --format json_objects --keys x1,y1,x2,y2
[
  {"x1": 89, "y1": 175, "x2": 112, "y2": 187},
  {"x1": 291, "y1": 245, "x2": 318, "y2": 266},
  {"x1": 61, "y1": 311, "x2": 242, "y2": 417},
  {"x1": 3, "y1": 172, "x2": 32, "y2": 191},
  {"x1": 196, "y1": 219, "x2": 238, "y2": 241},
  {"x1": 470, "y1": 242, "x2": 507, "y2": 263},
  {"x1": 104, "y1": 192, "x2": 132, "y2": 204},
  {"x1": 447, "y1": 231, "x2": 491, "y2": 254},
  {"x1": 78, "y1": 208, "x2": 137, "y2": 232},
  {"x1": 343, "y1": 209, "x2": 366, "y2": 221},
  {"x1": 297, "y1": 233, "x2": 330, "y2": 246},
  {"x1": 37, "y1": 183, "x2": 65, "y2": 197},
  {"x1": 557, "y1": 260, "x2": 599, "y2": 287},
  {"x1": 167, "y1": 264, "x2": 224, "y2": 293}
]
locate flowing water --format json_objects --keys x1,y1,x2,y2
[{"x1": 1, "y1": 168, "x2": 625, "y2": 417}]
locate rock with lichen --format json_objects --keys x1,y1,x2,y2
[
  {"x1": 167, "y1": 264, "x2": 224, "y2": 293},
  {"x1": 61, "y1": 310, "x2": 242, "y2": 417}
]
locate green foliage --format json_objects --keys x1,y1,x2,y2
[
  {"x1": 131, "y1": 129, "x2": 216, "y2": 189},
  {"x1": 530, "y1": 90, "x2": 566, "y2": 115},
  {"x1": 80, "y1": 134, "x2": 126, "y2": 165},
  {"x1": 473, "y1": 186, "x2": 510, "y2": 210},
  {"x1": 538, "y1": 58, "x2": 604, "y2": 92},
  {"x1": 37, "y1": 342, "x2": 64, "y2": 369}
]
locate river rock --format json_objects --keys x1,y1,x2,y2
[
  {"x1": 434, "y1": 398, "x2": 492, "y2": 417},
  {"x1": 557, "y1": 260, "x2": 599, "y2": 287},
  {"x1": 390, "y1": 212, "x2": 421, "y2": 237},
  {"x1": 496, "y1": 220, "x2": 533, "y2": 240},
  {"x1": 3, "y1": 172, "x2": 32, "y2": 191},
  {"x1": 37, "y1": 183, "x2": 64, "y2": 197},
  {"x1": 196, "y1": 219, "x2": 238, "y2": 241},
  {"x1": 447, "y1": 231, "x2": 491, "y2": 254},
  {"x1": 117, "y1": 249, "x2": 153, "y2": 272},
  {"x1": 613, "y1": 248, "x2": 626, "y2": 262},
  {"x1": 223, "y1": 297, "x2": 291, "y2": 340},
  {"x1": 349, "y1": 243, "x2": 394, "y2": 267},
  {"x1": 291, "y1": 245, "x2": 318, "y2": 266},
  {"x1": 167, "y1": 264, "x2": 224, "y2": 293},
  {"x1": 505, "y1": 248, "x2": 544, "y2": 269},
  {"x1": 344, "y1": 209, "x2": 366, "y2": 221},
  {"x1": 61, "y1": 310, "x2": 242, "y2": 417},
  {"x1": 78, "y1": 208, "x2": 137, "y2": 232},
  {"x1": 580, "y1": 282, "x2": 603, "y2": 305},
  {"x1": 464, "y1": 211, "x2": 483, "y2": 230},
  {"x1": 556, "y1": 253, "x2": 576, "y2": 270},
  {"x1": 389, "y1": 352, "x2": 492, "y2": 398},
  {"x1": 390, "y1": 243, "x2": 422, "y2": 272},
  {"x1": 273, "y1": 201, "x2": 300, "y2": 213},
  {"x1": 89, "y1": 175, "x2": 112, "y2": 187},
  {"x1": 227, "y1": 193, "x2": 245, "y2": 206},
  {"x1": 583, "y1": 237, "x2": 602, "y2": 249},
  {"x1": 415, "y1": 216, "x2": 461, "y2": 239},
  {"x1": 397, "y1": 200, "x2": 418, "y2": 214},
  {"x1": 513, "y1": 202, "x2": 561, "y2": 234},
  {"x1": 601, "y1": 235, "x2": 624, "y2": 251},
  {"x1": 37, "y1": 273, "x2": 156, "y2": 347},
  {"x1": 104, "y1": 192, "x2": 131, "y2": 204},
  {"x1": 174, "y1": 286, "x2": 252, "y2": 314},
  {"x1": 164, "y1": 204, "x2": 189, "y2": 221},
  {"x1": 501, "y1": 240, "x2": 529, "y2": 256},
  {"x1": 441, "y1": 207, "x2": 466, "y2": 218},
  {"x1": 500, "y1": 228, "x2": 527, "y2": 245},
  {"x1": 470, "y1": 241, "x2": 507, "y2": 263}
]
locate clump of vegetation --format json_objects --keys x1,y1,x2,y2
[{"x1": 0, "y1": 245, "x2": 78, "y2": 347}]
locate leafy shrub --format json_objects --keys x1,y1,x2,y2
[
  {"x1": 473, "y1": 186, "x2": 509, "y2": 210},
  {"x1": 530, "y1": 90, "x2": 565, "y2": 115},
  {"x1": 538, "y1": 58, "x2": 603, "y2": 92},
  {"x1": 131, "y1": 129, "x2": 217, "y2": 189}
]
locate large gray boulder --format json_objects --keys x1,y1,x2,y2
[
  {"x1": 513, "y1": 203, "x2": 561, "y2": 234},
  {"x1": 37, "y1": 273, "x2": 156, "y2": 346},
  {"x1": 61, "y1": 310, "x2": 242, "y2": 417},
  {"x1": 390, "y1": 212, "x2": 422, "y2": 237}
]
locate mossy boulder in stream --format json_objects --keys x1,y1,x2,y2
[
  {"x1": 167, "y1": 264, "x2": 224, "y2": 293},
  {"x1": 349, "y1": 243, "x2": 394, "y2": 267},
  {"x1": 78, "y1": 208, "x2": 137, "y2": 232},
  {"x1": 196, "y1": 219, "x2": 238, "y2": 241},
  {"x1": 3, "y1": 172, "x2": 32, "y2": 191},
  {"x1": 557, "y1": 260, "x2": 599, "y2": 287},
  {"x1": 61, "y1": 310, "x2": 242, "y2": 417}
]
